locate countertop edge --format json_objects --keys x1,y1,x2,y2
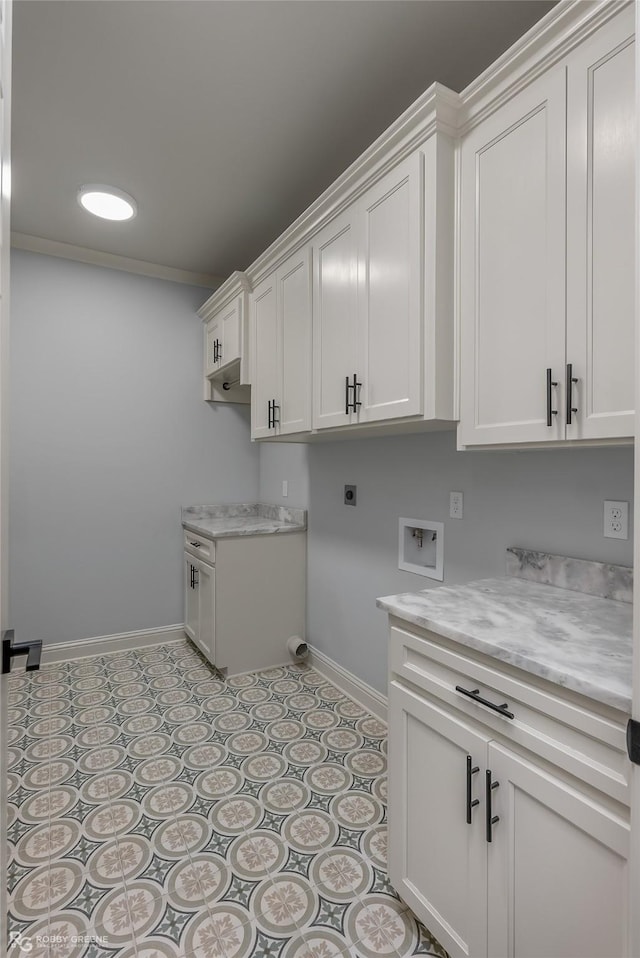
[
  {"x1": 376, "y1": 595, "x2": 631, "y2": 715},
  {"x1": 183, "y1": 519, "x2": 307, "y2": 540}
]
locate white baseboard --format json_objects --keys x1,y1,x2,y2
[
  {"x1": 307, "y1": 645, "x2": 387, "y2": 722},
  {"x1": 41, "y1": 625, "x2": 185, "y2": 664}
]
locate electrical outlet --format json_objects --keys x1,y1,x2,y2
[
  {"x1": 450, "y1": 491, "x2": 463, "y2": 519},
  {"x1": 282, "y1": 480, "x2": 288, "y2": 498},
  {"x1": 344, "y1": 485, "x2": 357, "y2": 506},
  {"x1": 604, "y1": 500, "x2": 629, "y2": 540}
]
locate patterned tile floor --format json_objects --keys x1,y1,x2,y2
[{"x1": 6, "y1": 640, "x2": 448, "y2": 958}]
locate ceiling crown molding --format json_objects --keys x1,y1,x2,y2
[{"x1": 10, "y1": 233, "x2": 222, "y2": 290}]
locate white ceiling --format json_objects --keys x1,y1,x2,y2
[{"x1": 11, "y1": 0, "x2": 556, "y2": 284}]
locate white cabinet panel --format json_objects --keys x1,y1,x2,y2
[
  {"x1": 280, "y1": 247, "x2": 311, "y2": 435},
  {"x1": 184, "y1": 554, "x2": 198, "y2": 644},
  {"x1": 487, "y1": 742, "x2": 630, "y2": 958},
  {"x1": 388, "y1": 681, "x2": 489, "y2": 958},
  {"x1": 312, "y1": 210, "x2": 359, "y2": 429},
  {"x1": 251, "y1": 248, "x2": 311, "y2": 439},
  {"x1": 251, "y1": 277, "x2": 279, "y2": 439},
  {"x1": 358, "y1": 153, "x2": 423, "y2": 422},
  {"x1": 566, "y1": 7, "x2": 635, "y2": 440},
  {"x1": 219, "y1": 299, "x2": 242, "y2": 371},
  {"x1": 459, "y1": 69, "x2": 567, "y2": 446},
  {"x1": 197, "y1": 560, "x2": 215, "y2": 662},
  {"x1": 183, "y1": 553, "x2": 215, "y2": 662}
]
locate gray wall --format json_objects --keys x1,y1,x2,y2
[
  {"x1": 10, "y1": 250, "x2": 259, "y2": 645},
  {"x1": 258, "y1": 442, "x2": 309, "y2": 508},
  {"x1": 305, "y1": 431, "x2": 634, "y2": 694}
]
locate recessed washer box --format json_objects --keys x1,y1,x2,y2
[{"x1": 398, "y1": 518, "x2": 444, "y2": 580}]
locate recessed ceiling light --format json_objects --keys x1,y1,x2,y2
[{"x1": 77, "y1": 185, "x2": 137, "y2": 221}]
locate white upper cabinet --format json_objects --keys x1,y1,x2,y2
[
  {"x1": 459, "y1": 3, "x2": 635, "y2": 447},
  {"x1": 358, "y1": 153, "x2": 423, "y2": 423},
  {"x1": 458, "y1": 70, "x2": 567, "y2": 447},
  {"x1": 204, "y1": 297, "x2": 243, "y2": 374},
  {"x1": 312, "y1": 143, "x2": 454, "y2": 432},
  {"x1": 250, "y1": 275, "x2": 279, "y2": 440},
  {"x1": 312, "y1": 209, "x2": 360, "y2": 430},
  {"x1": 565, "y1": 5, "x2": 635, "y2": 441},
  {"x1": 199, "y1": 272, "x2": 251, "y2": 404},
  {"x1": 279, "y1": 248, "x2": 312, "y2": 434},
  {"x1": 251, "y1": 247, "x2": 311, "y2": 439}
]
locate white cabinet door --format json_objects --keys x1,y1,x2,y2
[
  {"x1": 251, "y1": 276, "x2": 279, "y2": 440},
  {"x1": 358, "y1": 153, "x2": 423, "y2": 422},
  {"x1": 312, "y1": 208, "x2": 359, "y2": 430},
  {"x1": 218, "y1": 298, "x2": 242, "y2": 371},
  {"x1": 459, "y1": 69, "x2": 567, "y2": 446},
  {"x1": 205, "y1": 318, "x2": 221, "y2": 376},
  {"x1": 279, "y1": 247, "x2": 311, "y2": 435},
  {"x1": 566, "y1": 7, "x2": 635, "y2": 441},
  {"x1": 388, "y1": 681, "x2": 489, "y2": 958},
  {"x1": 184, "y1": 553, "x2": 199, "y2": 644},
  {"x1": 196, "y1": 559, "x2": 215, "y2": 663},
  {"x1": 487, "y1": 741, "x2": 630, "y2": 958}
]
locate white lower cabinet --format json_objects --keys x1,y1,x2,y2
[
  {"x1": 387, "y1": 629, "x2": 631, "y2": 958},
  {"x1": 184, "y1": 531, "x2": 306, "y2": 676},
  {"x1": 183, "y1": 552, "x2": 215, "y2": 662},
  {"x1": 388, "y1": 682, "x2": 489, "y2": 958},
  {"x1": 486, "y1": 742, "x2": 630, "y2": 958}
]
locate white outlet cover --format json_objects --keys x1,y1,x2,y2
[
  {"x1": 450, "y1": 492, "x2": 463, "y2": 519},
  {"x1": 603, "y1": 500, "x2": 629, "y2": 540}
]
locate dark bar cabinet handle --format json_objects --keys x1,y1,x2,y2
[
  {"x1": 345, "y1": 376, "x2": 351, "y2": 415},
  {"x1": 267, "y1": 400, "x2": 273, "y2": 429},
  {"x1": 352, "y1": 373, "x2": 362, "y2": 410},
  {"x1": 466, "y1": 755, "x2": 480, "y2": 824},
  {"x1": 455, "y1": 685, "x2": 514, "y2": 720},
  {"x1": 546, "y1": 368, "x2": 558, "y2": 427},
  {"x1": 566, "y1": 363, "x2": 578, "y2": 424},
  {"x1": 2, "y1": 629, "x2": 42, "y2": 674},
  {"x1": 486, "y1": 770, "x2": 500, "y2": 842}
]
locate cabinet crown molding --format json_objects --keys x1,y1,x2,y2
[
  {"x1": 457, "y1": 0, "x2": 633, "y2": 133},
  {"x1": 246, "y1": 82, "x2": 460, "y2": 287},
  {"x1": 198, "y1": 270, "x2": 252, "y2": 322}
]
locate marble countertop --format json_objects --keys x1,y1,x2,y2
[
  {"x1": 377, "y1": 577, "x2": 633, "y2": 713},
  {"x1": 182, "y1": 503, "x2": 306, "y2": 540}
]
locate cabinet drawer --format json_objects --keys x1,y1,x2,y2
[
  {"x1": 183, "y1": 530, "x2": 215, "y2": 563},
  {"x1": 389, "y1": 623, "x2": 629, "y2": 806}
]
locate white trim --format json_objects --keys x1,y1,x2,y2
[
  {"x1": 307, "y1": 645, "x2": 388, "y2": 722},
  {"x1": 246, "y1": 84, "x2": 459, "y2": 288},
  {"x1": 198, "y1": 271, "x2": 252, "y2": 320},
  {"x1": 41, "y1": 624, "x2": 185, "y2": 664},
  {"x1": 10, "y1": 233, "x2": 221, "y2": 290},
  {"x1": 457, "y1": 0, "x2": 630, "y2": 133}
]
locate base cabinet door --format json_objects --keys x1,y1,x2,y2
[
  {"x1": 388, "y1": 681, "x2": 489, "y2": 958},
  {"x1": 184, "y1": 554, "x2": 199, "y2": 643},
  {"x1": 196, "y1": 559, "x2": 215, "y2": 663},
  {"x1": 183, "y1": 553, "x2": 216, "y2": 664},
  {"x1": 486, "y1": 742, "x2": 630, "y2": 958}
]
